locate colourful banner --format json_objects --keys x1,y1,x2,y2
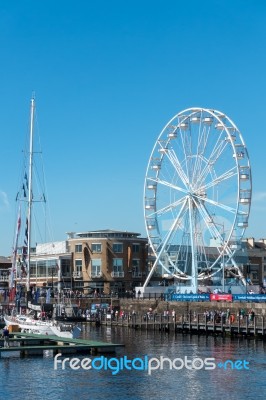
[
  {"x1": 210, "y1": 294, "x2": 232, "y2": 301},
  {"x1": 233, "y1": 294, "x2": 266, "y2": 302},
  {"x1": 171, "y1": 293, "x2": 210, "y2": 301}
]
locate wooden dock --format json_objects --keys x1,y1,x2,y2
[
  {"x1": 0, "y1": 331, "x2": 124, "y2": 357},
  {"x1": 100, "y1": 313, "x2": 266, "y2": 338}
]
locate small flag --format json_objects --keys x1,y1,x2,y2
[
  {"x1": 34, "y1": 288, "x2": 40, "y2": 302},
  {"x1": 46, "y1": 288, "x2": 51, "y2": 304},
  {"x1": 24, "y1": 172, "x2": 28, "y2": 189},
  {"x1": 23, "y1": 184, "x2": 26, "y2": 197}
]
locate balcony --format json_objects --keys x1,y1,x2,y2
[
  {"x1": 132, "y1": 272, "x2": 142, "y2": 278},
  {"x1": 90, "y1": 272, "x2": 103, "y2": 278},
  {"x1": 73, "y1": 271, "x2": 83, "y2": 279},
  {"x1": 111, "y1": 271, "x2": 125, "y2": 278},
  {"x1": 0, "y1": 274, "x2": 9, "y2": 282}
]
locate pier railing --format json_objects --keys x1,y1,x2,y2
[{"x1": 96, "y1": 312, "x2": 265, "y2": 337}]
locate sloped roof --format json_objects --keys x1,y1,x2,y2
[{"x1": 0, "y1": 256, "x2": 11, "y2": 264}]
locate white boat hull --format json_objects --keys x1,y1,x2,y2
[{"x1": 4, "y1": 315, "x2": 81, "y2": 339}]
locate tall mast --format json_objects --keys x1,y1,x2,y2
[{"x1": 26, "y1": 97, "x2": 35, "y2": 292}]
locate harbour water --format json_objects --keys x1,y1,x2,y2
[{"x1": 0, "y1": 324, "x2": 265, "y2": 399}]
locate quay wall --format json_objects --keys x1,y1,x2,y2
[
  {"x1": 75, "y1": 297, "x2": 266, "y2": 316},
  {"x1": 118, "y1": 299, "x2": 266, "y2": 316},
  {"x1": 1, "y1": 297, "x2": 266, "y2": 316}
]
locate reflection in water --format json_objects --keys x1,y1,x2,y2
[{"x1": 0, "y1": 324, "x2": 265, "y2": 400}]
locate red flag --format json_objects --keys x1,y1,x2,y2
[{"x1": 9, "y1": 287, "x2": 16, "y2": 301}]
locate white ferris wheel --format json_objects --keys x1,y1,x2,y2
[{"x1": 143, "y1": 108, "x2": 252, "y2": 292}]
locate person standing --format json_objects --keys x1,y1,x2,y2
[
  {"x1": 2, "y1": 326, "x2": 10, "y2": 348},
  {"x1": 172, "y1": 309, "x2": 176, "y2": 321}
]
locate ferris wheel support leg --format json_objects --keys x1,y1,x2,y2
[
  {"x1": 225, "y1": 249, "x2": 247, "y2": 286},
  {"x1": 143, "y1": 197, "x2": 188, "y2": 289},
  {"x1": 188, "y1": 197, "x2": 198, "y2": 294},
  {"x1": 232, "y1": 261, "x2": 247, "y2": 286},
  {"x1": 143, "y1": 256, "x2": 160, "y2": 288}
]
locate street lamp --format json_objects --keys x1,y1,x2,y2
[
  {"x1": 214, "y1": 221, "x2": 226, "y2": 293},
  {"x1": 222, "y1": 245, "x2": 225, "y2": 293},
  {"x1": 246, "y1": 262, "x2": 250, "y2": 297},
  {"x1": 49, "y1": 267, "x2": 56, "y2": 290}
]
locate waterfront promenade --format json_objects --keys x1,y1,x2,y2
[
  {"x1": 1, "y1": 296, "x2": 266, "y2": 338},
  {"x1": 86, "y1": 296, "x2": 266, "y2": 338},
  {"x1": 98, "y1": 310, "x2": 266, "y2": 338}
]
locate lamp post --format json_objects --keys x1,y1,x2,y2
[
  {"x1": 246, "y1": 262, "x2": 250, "y2": 298},
  {"x1": 214, "y1": 221, "x2": 225, "y2": 293},
  {"x1": 222, "y1": 242, "x2": 225, "y2": 294},
  {"x1": 49, "y1": 267, "x2": 56, "y2": 290}
]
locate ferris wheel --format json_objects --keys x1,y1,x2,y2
[{"x1": 143, "y1": 108, "x2": 252, "y2": 291}]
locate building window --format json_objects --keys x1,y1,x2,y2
[
  {"x1": 132, "y1": 259, "x2": 140, "y2": 267},
  {"x1": 132, "y1": 244, "x2": 140, "y2": 253},
  {"x1": 75, "y1": 244, "x2": 82, "y2": 253},
  {"x1": 113, "y1": 243, "x2": 123, "y2": 253},
  {"x1": 61, "y1": 259, "x2": 71, "y2": 277},
  {"x1": 37, "y1": 260, "x2": 46, "y2": 277},
  {"x1": 251, "y1": 272, "x2": 258, "y2": 281},
  {"x1": 132, "y1": 259, "x2": 141, "y2": 277},
  {"x1": 29, "y1": 261, "x2": 36, "y2": 277},
  {"x1": 112, "y1": 259, "x2": 124, "y2": 277},
  {"x1": 75, "y1": 260, "x2": 82, "y2": 277},
  {"x1": 74, "y1": 281, "x2": 84, "y2": 288},
  {"x1": 92, "y1": 243, "x2": 102, "y2": 253},
  {"x1": 113, "y1": 258, "x2": 123, "y2": 271},
  {"x1": 91, "y1": 259, "x2": 102, "y2": 278}
]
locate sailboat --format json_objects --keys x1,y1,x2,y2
[{"x1": 4, "y1": 97, "x2": 81, "y2": 339}]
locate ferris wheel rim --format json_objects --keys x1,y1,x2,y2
[{"x1": 144, "y1": 107, "x2": 252, "y2": 282}]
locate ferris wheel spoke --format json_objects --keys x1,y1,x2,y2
[
  {"x1": 197, "y1": 166, "x2": 238, "y2": 193},
  {"x1": 188, "y1": 199, "x2": 216, "y2": 253},
  {"x1": 196, "y1": 139, "x2": 229, "y2": 187},
  {"x1": 155, "y1": 199, "x2": 189, "y2": 254},
  {"x1": 172, "y1": 212, "x2": 190, "y2": 275},
  {"x1": 152, "y1": 195, "x2": 187, "y2": 219},
  {"x1": 187, "y1": 118, "x2": 210, "y2": 185},
  {"x1": 194, "y1": 199, "x2": 225, "y2": 248},
  {"x1": 195, "y1": 194, "x2": 237, "y2": 215},
  {"x1": 166, "y1": 148, "x2": 190, "y2": 188},
  {"x1": 155, "y1": 177, "x2": 188, "y2": 196},
  {"x1": 179, "y1": 130, "x2": 192, "y2": 183},
  {"x1": 191, "y1": 151, "x2": 205, "y2": 189},
  {"x1": 182, "y1": 134, "x2": 201, "y2": 188},
  {"x1": 187, "y1": 197, "x2": 199, "y2": 285},
  {"x1": 206, "y1": 126, "x2": 227, "y2": 160},
  {"x1": 191, "y1": 122, "x2": 212, "y2": 185}
]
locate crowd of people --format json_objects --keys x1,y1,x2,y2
[{"x1": 202, "y1": 307, "x2": 256, "y2": 324}]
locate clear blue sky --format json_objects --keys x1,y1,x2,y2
[{"x1": 0, "y1": 0, "x2": 266, "y2": 256}]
